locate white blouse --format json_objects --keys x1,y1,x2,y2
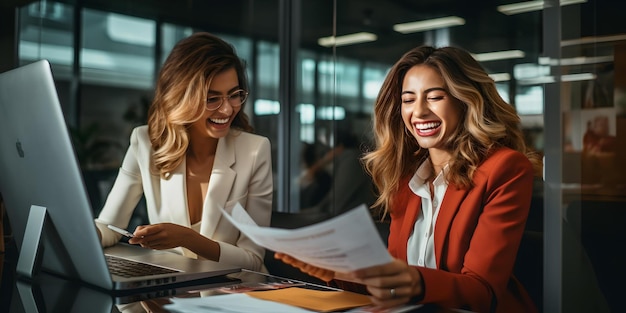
[{"x1": 406, "y1": 161, "x2": 449, "y2": 269}]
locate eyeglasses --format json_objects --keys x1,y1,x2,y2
[{"x1": 205, "y1": 89, "x2": 249, "y2": 111}]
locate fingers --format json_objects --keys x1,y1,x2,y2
[
  {"x1": 274, "y1": 253, "x2": 308, "y2": 269},
  {"x1": 368, "y1": 285, "x2": 406, "y2": 300},
  {"x1": 133, "y1": 235, "x2": 169, "y2": 250},
  {"x1": 299, "y1": 263, "x2": 334, "y2": 282},
  {"x1": 133, "y1": 224, "x2": 159, "y2": 238},
  {"x1": 352, "y1": 259, "x2": 404, "y2": 279},
  {"x1": 274, "y1": 252, "x2": 293, "y2": 262},
  {"x1": 128, "y1": 224, "x2": 162, "y2": 247},
  {"x1": 274, "y1": 253, "x2": 308, "y2": 268},
  {"x1": 363, "y1": 282, "x2": 418, "y2": 309},
  {"x1": 274, "y1": 253, "x2": 335, "y2": 282},
  {"x1": 348, "y1": 260, "x2": 423, "y2": 308},
  {"x1": 366, "y1": 286, "x2": 410, "y2": 309},
  {"x1": 128, "y1": 235, "x2": 150, "y2": 246}
]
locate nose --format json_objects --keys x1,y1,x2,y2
[
  {"x1": 217, "y1": 100, "x2": 234, "y2": 114},
  {"x1": 409, "y1": 97, "x2": 430, "y2": 118}
]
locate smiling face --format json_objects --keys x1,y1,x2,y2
[
  {"x1": 401, "y1": 64, "x2": 463, "y2": 157},
  {"x1": 188, "y1": 67, "x2": 242, "y2": 140}
]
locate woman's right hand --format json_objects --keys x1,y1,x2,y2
[{"x1": 274, "y1": 252, "x2": 335, "y2": 282}]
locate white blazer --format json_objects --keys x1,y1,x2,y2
[{"x1": 95, "y1": 125, "x2": 273, "y2": 272}]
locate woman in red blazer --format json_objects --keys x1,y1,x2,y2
[{"x1": 277, "y1": 46, "x2": 543, "y2": 313}]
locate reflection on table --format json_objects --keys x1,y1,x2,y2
[{"x1": 7, "y1": 269, "x2": 469, "y2": 313}]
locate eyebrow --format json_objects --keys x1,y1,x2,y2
[
  {"x1": 207, "y1": 86, "x2": 241, "y2": 95},
  {"x1": 401, "y1": 87, "x2": 446, "y2": 95}
]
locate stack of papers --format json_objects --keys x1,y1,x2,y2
[
  {"x1": 163, "y1": 287, "x2": 422, "y2": 313},
  {"x1": 165, "y1": 293, "x2": 314, "y2": 313},
  {"x1": 220, "y1": 203, "x2": 393, "y2": 273},
  {"x1": 165, "y1": 287, "x2": 371, "y2": 312},
  {"x1": 165, "y1": 290, "x2": 422, "y2": 313}
]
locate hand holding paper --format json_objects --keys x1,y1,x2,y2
[
  {"x1": 274, "y1": 252, "x2": 337, "y2": 282},
  {"x1": 220, "y1": 203, "x2": 393, "y2": 273}
]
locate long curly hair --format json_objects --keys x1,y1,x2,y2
[
  {"x1": 362, "y1": 46, "x2": 543, "y2": 213},
  {"x1": 147, "y1": 32, "x2": 253, "y2": 179}
]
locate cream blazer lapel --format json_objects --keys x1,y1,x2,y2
[
  {"x1": 201, "y1": 136, "x2": 236, "y2": 238},
  {"x1": 158, "y1": 135, "x2": 236, "y2": 232}
]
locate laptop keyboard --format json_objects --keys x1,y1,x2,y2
[{"x1": 106, "y1": 255, "x2": 178, "y2": 278}]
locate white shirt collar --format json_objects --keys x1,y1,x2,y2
[{"x1": 408, "y1": 159, "x2": 449, "y2": 197}]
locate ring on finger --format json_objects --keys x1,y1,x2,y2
[{"x1": 390, "y1": 288, "x2": 396, "y2": 298}]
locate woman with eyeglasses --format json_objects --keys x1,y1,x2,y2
[{"x1": 94, "y1": 32, "x2": 272, "y2": 272}]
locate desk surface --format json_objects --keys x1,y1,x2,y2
[
  {"x1": 2, "y1": 252, "x2": 465, "y2": 313},
  {"x1": 4, "y1": 270, "x2": 336, "y2": 313}
]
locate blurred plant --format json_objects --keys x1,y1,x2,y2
[
  {"x1": 69, "y1": 123, "x2": 123, "y2": 169},
  {"x1": 123, "y1": 95, "x2": 151, "y2": 127}
]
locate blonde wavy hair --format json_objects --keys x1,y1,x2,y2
[
  {"x1": 147, "y1": 32, "x2": 253, "y2": 179},
  {"x1": 362, "y1": 46, "x2": 543, "y2": 214}
]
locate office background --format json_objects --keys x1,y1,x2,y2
[{"x1": 1, "y1": 1, "x2": 625, "y2": 312}]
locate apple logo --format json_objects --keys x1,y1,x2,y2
[{"x1": 16, "y1": 140, "x2": 25, "y2": 158}]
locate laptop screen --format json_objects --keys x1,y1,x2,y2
[{"x1": 0, "y1": 60, "x2": 114, "y2": 289}]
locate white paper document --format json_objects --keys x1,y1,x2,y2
[
  {"x1": 221, "y1": 203, "x2": 393, "y2": 273},
  {"x1": 165, "y1": 293, "x2": 315, "y2": 313},
  {"x1": 164, "y1": 293, "x2": 423, "y2": 313}
]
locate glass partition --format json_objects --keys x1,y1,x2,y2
[
  {"x1": 9, "y1": 0, "x2": 626, "y2": 311},
  {"x1": 18, "y1": 1, "x2": 75, "y2": 120},
  {"x1": 555, "y1": 1, "x2": 626, "y2": 312}
]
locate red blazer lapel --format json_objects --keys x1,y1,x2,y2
[
  {"x1": 397, "y1": 194, "x2": 421, "y2": 261},
  {"x1": 434, "y1": 185, "x2": 468, "y2": 268}
]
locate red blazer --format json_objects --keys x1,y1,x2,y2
[{"x1": 387, "y1": 147, "x2": 537, "y2": 313}]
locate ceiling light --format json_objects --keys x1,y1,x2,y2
[
  {"x1": 518, "y1": 73, "x2": 596, "y2": 85},
  {"x1": 561, "y1": 34, "x2": 626, "y2": 47},
  {"x1": 473, "y1": 50, "x2": 525, "y2": 62},
  {"x1": 538, "y1": 55, "x2": 614, "y2": 66},
  {"x1": 318, "y1": 32, "x2": 377, "y2": 47},
  {"x1": 561, "y1": 73, "x2": 597, "y2": 82},
  {"x1": 497, "y1": 0, "x2": 587, "y2": 15},
  {"x1": 393, "y1": 16, "x2": 465, "y2": 34},
  {"x1": 489, "y1": 73, "x2": 511, "y2": 82},
  {"x1": 518, "y1": 76, "x2": 556, "y2": 85},
  {"x1": 497, "y1": 1, "x2": 543, "y2": 15}
]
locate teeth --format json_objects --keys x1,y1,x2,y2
[
  {"x1": 415, "y1": 122, "x2": 440, "y2": 130},
  {"x1": 210, "y1": 118, "x2": 229, "y2": 124}
]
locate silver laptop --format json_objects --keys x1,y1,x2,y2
[{"x1": 0, "y1": 60, "x2": 241, "y2": 294}]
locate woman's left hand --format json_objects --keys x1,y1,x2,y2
[
  {"x1": 128, "y1": 223, "x2": 191, "y2": 250},
  {"x1": 348, "y1": 259, "x2": 423, "y2": 308}
]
